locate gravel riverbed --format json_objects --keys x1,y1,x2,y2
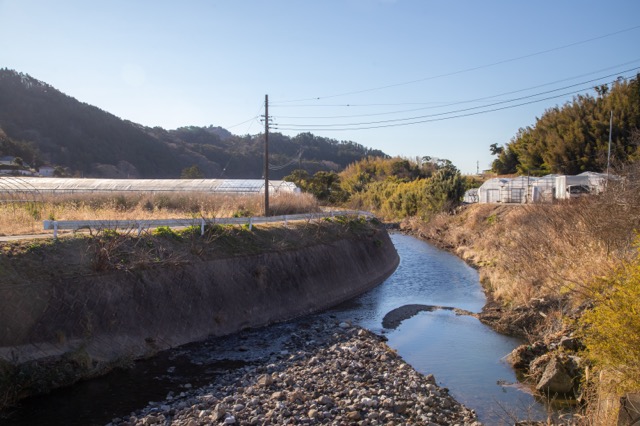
[{"x1": 108, "y1": 318, "x2": 481, "y2": 426}]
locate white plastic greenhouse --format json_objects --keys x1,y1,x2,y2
[
  {"x1": 0, "y1": 177, "x2": 300, "y2": 195},
  {"x1": 477, "y1": 177, "x2": 532, "y2": 204},
  {"x1": 554, "y1": 172, "x2": 607, "y2": 200},
  {"x1": 531, "y1": 174, "x2": 559, "y2": 203},
  {"x1": 473, "y1": 171, "x2": 610, "y2": 204}
]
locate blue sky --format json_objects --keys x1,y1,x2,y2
[{"x1": 1, "y1": 1, "x2": 639, "y2": 174}]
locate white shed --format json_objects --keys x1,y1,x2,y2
[{"x1": 577, "y1": 171, "x2": 608, "y2": 193}]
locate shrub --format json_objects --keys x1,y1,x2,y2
[
  {"x1": 579, "y1": 239, "x2": 640, "y2": 394},
  {"x1": 152, "y1": 226, "x2": 181, "y2": 240},
  {"x1": 232, "y1": 207, "x2": 252, "y2": 218},
  {"x1": 179, "y1": 225, "x2": 201, "y2": 238}
]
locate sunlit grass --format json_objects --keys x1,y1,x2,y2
[{"x1": 0, "y1": 191, "x2": 319, "y2": 236}]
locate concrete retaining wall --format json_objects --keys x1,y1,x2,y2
[{"x1": 0, "y1": 228, "x2": 399, "y2": 367}]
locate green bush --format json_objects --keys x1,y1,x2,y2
[
  {"x1": 179, "y1": 225, "x2": 201, "y2": 238},
  {"x1": 579, "y1": 239, "x2": 640, "y2": 393},
  {"x1": 152, "y1": 226, "x2": 181, "y2": 240},
  {"x1": 232, "y1": 207, "x2": 252, "y2": 218},
  {"x1": 100, "y1": 229, "x2": 119, "y2": 238}
]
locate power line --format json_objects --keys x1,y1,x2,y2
[
  {"x1": 272, "y1": 59, "x2": 640, "y2": 119},
  {"x1": 268, "y1": 150, "x2": 303, "y2": 171},
  {"x1": 275, "y1": 69, "x2": 639, "y2": 130},
  {"x1": 271, "y1": 24, "x2": 640, "y2": 104},
  {"x1": 225, "y1": 115, "x2": 260, "y2": 129},
  {"x1": 275, "y1": 73, "x2": 637, "y2": 132}
]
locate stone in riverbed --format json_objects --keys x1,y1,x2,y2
[
  {"x1": 257, "y1": 374, "x2": 274, "y2": 387},
  {"x1": 211, "y1": 403, "x2": 227, "y2": 421},
  {"x1": 346, "y1": 410, "x2": 361, "y2": 421},
  {"x1": 316, "y1": 395, "x2": 334, "y2": 407},
  {"x1": 535, "y1": 355, "x2": 574, "y2": 394}
]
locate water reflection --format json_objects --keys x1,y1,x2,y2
[{"x1": 327, "y1": 233, "x2": 549, "y2": 424}]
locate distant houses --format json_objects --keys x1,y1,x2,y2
[
  {"x1": 0, "y1": 156, "x2": 56, "y2": 176},
  {"x1": 38, "y1": 165, "x2": 55, "y2": 177},
  {"x1": 0, "y1": 156, "x2": 33, "y2": 176},
  {"x1": 466, "y1": 172, "x2": 610, "y2": 204}
]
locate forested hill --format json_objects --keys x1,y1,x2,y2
[
  {"x1": 491, "y1": 74, "x2": 640, "y2": 175},
  {"x1": 0, "y1": 69, "x2": 386, "y2": 178}
]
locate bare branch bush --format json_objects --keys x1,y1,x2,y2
[{"x1": 88, "y1": 226, "x2": 189, "y2": 272}]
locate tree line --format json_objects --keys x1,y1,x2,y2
[
  {"x1": 491, "y1": 74, "x2": 640, "y2": 175},
  {"x1": 284, "y1": 156, "x2": 468, "y2": 220}
]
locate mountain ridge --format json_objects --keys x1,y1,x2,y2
[{"x1": 0, "y1": 69, "x2": 386, "y2": 179}]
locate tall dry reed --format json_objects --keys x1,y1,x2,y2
[{"x1": 0, "y1": 191, "x2": 319, "y2": 236}]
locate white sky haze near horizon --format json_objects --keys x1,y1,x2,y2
[{"x1": 1, "y1": 0, "x2": 639, "y2": 174}]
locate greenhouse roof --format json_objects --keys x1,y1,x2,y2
[{"x1": 0, "y1": 177, "x2": 298, "y2": 194}]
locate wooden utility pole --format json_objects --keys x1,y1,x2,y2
[
  {"x1": 607, "y1": 110, "x2": 613, "y2": 183},
  {"x1": 264, "y1": 94, "x2": 269, "y2": 217}
]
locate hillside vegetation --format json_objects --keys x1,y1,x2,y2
[{"x1": 0, "y1": 69, "x2": 386, "y2": 178}]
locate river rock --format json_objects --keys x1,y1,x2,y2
[
  {"x1": 211, "y1": 403, "x2": 226, "y2": 421},
  {"x1": 110, "y1": 318, "x2": 481, "y2": 426},
  {"x1": 535, "y1": 355, "x2": 574, "y2": 394},
  {"x1": 559, "y1": 335, "x2": 583, "y2": 351},
  {"x1": 509, "y1": 341, "x2": 548, "y2": 370}
]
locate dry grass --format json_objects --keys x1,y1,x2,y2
[
  {"x1": 405, "y1": 166, "x2": 640, "y2": 424},
  {"x1": 0, "y1": 191, "x2": 319, "y2": 236},
  {"x1": 408, "y1": 161, "x2": 640, "y2": 319}
]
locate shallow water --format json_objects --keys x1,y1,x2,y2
[{"x1": 326, "y1": 233, "x2": 551, "y2": 424}]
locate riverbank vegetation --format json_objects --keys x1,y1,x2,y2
[
  {"x1": 0, "y1": 191, "x2": 319, "y2": 236},
  {"x1": 291, "y1": 76, "x2": 640, "y2": 424},
  {"x1": 285, "y1": 156, "x2": 469, "y2": 221},
  {"x1": 405, "y1": 160, "x2": 640, "y2": 424}
]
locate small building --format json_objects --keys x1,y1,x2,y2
[
  {"x1": 0, "y1": 156, "x2": 15, "y2": 165},
  {"x1": 530, "y1": 174, "x2": 558, "y2": 203},
  {"x1": 38, "y1": 165, "x2": 56, "y2": 177}
]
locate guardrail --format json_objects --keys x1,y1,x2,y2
[{"x1": 42, "y1": 210, "x2": 375, "y2": 239}]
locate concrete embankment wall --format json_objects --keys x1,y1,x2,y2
[{"x1": 0, "y1": 228, "x2": 399, "y2": 368}]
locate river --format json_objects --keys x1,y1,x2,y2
[
  {"x1": 326, "y1": 233, "x2": 552, "y2": 424},
  {"x1": 2, "y1": 233, "x2": 557, "y2": 425}
]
